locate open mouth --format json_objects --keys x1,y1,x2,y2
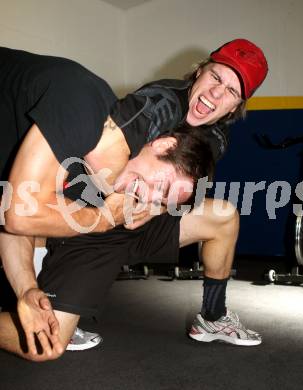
[
  {"x1": 132, "y1": 179, "x2": 141, "y2": 200},
  {"x1": 127, "y1": 178, "x2": 149, "y2": 203},
  {"x1": 196, "y1": 96, "x2": 216, "y2": 115},
  {"x1": 126, "y1": 178, "x2": 140, "y2": 198},
  {"x1": 131, "y1": 178, "x2": 139, "y2": 193}
]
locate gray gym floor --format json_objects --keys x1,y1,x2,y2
[{"x1": 1, "y1": 268, "x2": 303, "y2": 390}]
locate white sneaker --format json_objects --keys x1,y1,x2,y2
[
  {"x1": 66, "y1": 327, "x2": 103, "y2": 351},
  {"x1": 189, "y1": 310, "x2": 262, "y2": 346}
]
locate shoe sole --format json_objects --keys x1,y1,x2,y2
[
  {"x1": 66, "y1": 337, "x2": 103, "y2": 351},
  {"x1": 189, "y1": 332, "x2": 262, "y2": 346}
]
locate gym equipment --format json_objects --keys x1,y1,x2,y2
[
  {"x1": 266, "y1": 266, "x2": 303, "y2": 284},
  {"x1": 266, "y1": 212, "x2": 303, "y2": 285},
  {"x1": 172, "y1": 242, "x2": 236, "y2": 280},
  {"x1": 260, "y1": 133, "x2": 303, "y2": 285},
  {"x1": 117, "y1": 264, "x2": 149, "y2": 280}
]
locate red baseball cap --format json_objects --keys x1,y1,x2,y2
[{"x1": 210, "y1": 39, "x2": 268, "y2": 99}]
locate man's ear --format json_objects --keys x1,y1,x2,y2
[{"x1": 151, "y1": 137, "x2": 177, "y2": 155}]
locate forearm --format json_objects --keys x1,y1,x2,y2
[
  {"x1": 5, "y1": 192, "x2": 114, "y2": 237},
  {"x1": 0, "y1": 232, "x2": 37, "y2": 298}
]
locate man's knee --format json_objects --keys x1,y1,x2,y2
[
  {"x1": 197, "y1": 199, "x2": 239, "y2": 235},
  {"x1": 220, "y1": 201, "x2": 239, "y2": 229},
  {"x1": 180, "y1": 200, "x2": 239, "y2": 246},
  {"x1": 210, "y1": 199, "x2": 239, "y2": 224}
]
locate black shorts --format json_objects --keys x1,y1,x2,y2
[{"x1": 37, "y1": 214, "x2": 181, "y2": 317}]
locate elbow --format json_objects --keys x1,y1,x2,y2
[{"x1": 4, "y1": 210, "x2": 33, "y2": 235}]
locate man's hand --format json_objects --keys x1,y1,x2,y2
[
  {"x1": 103, "y1": 192, "x2": 166, "y2": 230},
  {"x1": 103, "y1": 192, "x2": 149, "y2": 227},
  {"x1": 123, "y1": 203, "x2": 167, "y2": 230},
  {"x1": 17, "y1": 288, "x2": 63, "y2": 357}
]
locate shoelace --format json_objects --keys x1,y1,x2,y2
[
  {"x1": 224, "y1": 313, "x2": 260, "y2": 336},
  {"x1": 222, "y1": 312, "x2": 242, "y2": 328}
]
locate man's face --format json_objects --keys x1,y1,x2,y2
[
  {"x1": 186, "y1": 62, "x2": 242, "y2": 127},
  {"x1": 113, "y1": 140, "x2": 193, "y2": 206}
]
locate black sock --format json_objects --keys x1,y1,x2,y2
[{"x1": 201, "y1": 276, "x2": 228, "y2": 321}]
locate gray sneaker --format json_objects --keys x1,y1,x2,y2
[
  {"x1": 66, "y1": 327, "x2": 103, "y2": 351},
  {"x1": 189, "y1": 310, "x2": 262, "y2": 346}
]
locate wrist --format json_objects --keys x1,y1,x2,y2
[
  {"x1": 92, "y1": 198, "x2": 117, "y2": 233},
  {"x1": 97, "y1": 211, "x2": 115, "y2": 233},
  {"x1": 17, "y1": 284, "x2": 39, "y2": 299}
]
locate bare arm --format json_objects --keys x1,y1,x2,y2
[
  {"x1": 4, "y1": 123, "x2": 130, "y2": 237},
  {"x1": 0, "y1": 233, "x2": 37, "y2": 297},
  {"x1": 0, "y1": 232, "x2": 62, "y2": 356},
  {"x1": 0, "y1": 117, "x2": 150, "y2": 356}
]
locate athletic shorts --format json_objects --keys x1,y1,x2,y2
[{"x1": 37, "y1": 213, "x2": 181, "y2": 317}]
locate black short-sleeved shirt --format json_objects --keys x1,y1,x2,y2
[
  {"x1": 0, "y1": 47, "x2": 117, "y2": 181},
  {"x1": 0, "y1": 47, "x2": 229, "y2": 206},
  {"x1": 110, "y1": 79, "x2": 230, "y2": 161}
]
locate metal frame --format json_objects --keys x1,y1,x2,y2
[
  {"x1": 266, "y1": 213, "x2": 303, "y2": 285},
  {"x1": 295, "y1": 213, "x2": 303, "y2": 266}
]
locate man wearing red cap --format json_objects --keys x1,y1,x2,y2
[
  {"x1": 106, "y1": 37, "x2": 268, "y2": 346},
  {"x1": 0, "y1": 39, "x2": 268, "y2": 360}
]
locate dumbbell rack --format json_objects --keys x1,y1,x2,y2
[{"x1": 266, "y1": 214, "x2": 303, "y2": 285}]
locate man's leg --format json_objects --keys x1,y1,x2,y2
[
  {"x1": 32, "y1": 243, "x2": 102, "y2": 352},
  {"x1": 0, "y1": 309, "x2": 79, "y2": 361},
  {"x1": 180, "y1": 198, "x2": 238, "y2": 278},
  {"x1": 180, "y1": 198, "x2": 261, "y2": 346}
]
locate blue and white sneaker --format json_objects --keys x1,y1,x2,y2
[{"x1": 189, "y1": 310, "x2": 262, "y2": 346}]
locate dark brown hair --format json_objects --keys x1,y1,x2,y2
[{"x1": 157, "y1": 126, "x2": 215, "y2": 207}]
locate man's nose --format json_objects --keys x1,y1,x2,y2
[{"x1": 210, "y1": 83, "x2": 225, "y2": 99}]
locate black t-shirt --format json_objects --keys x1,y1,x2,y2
[
  {"x1": 110, "y1": 79, "x2": 229, "y2": 162},
  {"x1": 110, "y1": 79, "x2": 189, "y2": 158},
  {"x1": 0, "y1": 47, "x2": 229, "y2": 206},
  {"x1": 0, "y1": 47, "x2": 117, "y2": 180}
]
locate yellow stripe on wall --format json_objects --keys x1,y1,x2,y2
[{"x1": 247, "y1": 97, "x2": 303, "y2": 111}]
